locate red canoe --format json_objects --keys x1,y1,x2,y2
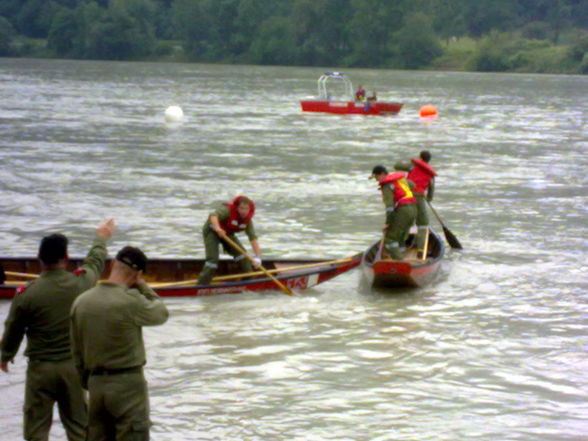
[
  {"x1": 0, "y1": 253, "x2": 362, "y2": 299},
  {"x1": 300, "y1": 72, "x2": 403, "y2": 116},
  {"x1": 361, "y1": 229, "x2": 445, "y2": 288}
]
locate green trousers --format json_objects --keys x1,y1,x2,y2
[
  {"x1": 414, "y1": 194, "x2": 430, "y2": 252},
  {"x1": 87, "y1": 371, "x2": 150, "y2": 441},
  {"x1": 24, "y1": 359, "x2": 87, "y2": 441},
  {"x1": 385, "y1": 203, "x2": 417, "y2": 260},
  {"x1": 198, "y1": 229, "x2": 252, "y2": 285}
]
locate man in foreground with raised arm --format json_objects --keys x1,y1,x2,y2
[{"x1": 1, "y1": 218, "x2": 116, "y2": 441}]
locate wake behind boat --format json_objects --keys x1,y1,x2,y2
[
  {"x1": 0, "y1": 253, "x2": 362, "y2": 299},
  {"x1": 361, "y1": 229, "x2": 445, "y2": 289},
  {"x1": 300, "y1": 72, "x2": 403, "y2": 116}
]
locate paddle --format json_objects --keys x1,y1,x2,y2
[
  {"x1": 375, "y1": 224, "x2": 389, "y2": 261},
  {"x1": 221, "y1": 235, "x2": 294, "y2": 296},
  {"x1": 421, "y1": 227, "x2": 430, "y2": 260},
  {"x1": 425, "y1": 200, "x2": 463, "y2": 249},
  {"x1": 5, "y1": 271, "x2": 39, "y2": 279}
]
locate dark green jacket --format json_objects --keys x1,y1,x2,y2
[
  {"x1": 1, "y1": 237, "x2": 108, "y2": 363},
  {"x1": 70, "y1": 281, "x2": 168, "y2": 381}
]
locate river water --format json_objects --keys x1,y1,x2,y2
[{"x1": 0, "y1": 58, "x2": 587, "y2": 440}]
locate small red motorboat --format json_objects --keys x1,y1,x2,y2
[
  {"x1": 361, "y1": 229, "x2": 445, "y2": 289},
  {"x1": 300, "y1": 72, "x2": 403, "y2": 116},
  {"x1": 0, "y1": 253, "x2": 362, "y2": 299}
]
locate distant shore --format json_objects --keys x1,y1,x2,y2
[{"x1": 3, "y1": 36, "x2": 587, "y2": 76}]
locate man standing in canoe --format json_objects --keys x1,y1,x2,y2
[
  {"x1": 70, "y1": 246, "x2": 168, "y2": 441},
  {"x1": 197, "y1": 195, "x2": 262, "y2": 285},
  {"x1": 407, "y1": 150, "x2": 437, "y2": 257},
  {"x1": 0, "y1": 219, "x2": 116, "y2": 441},
  {"x1": 371, "y1": 164, "x2": 417, "y2": 260}
]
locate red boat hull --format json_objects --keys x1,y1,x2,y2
[
  {"x1": 300, "y1": 100, "x2": 403, "y2": 115},
  {"x1": 361, "y1": 230, "x2": 445, "y2": 288},
  {"x1": 0, "y1": 254, "x2": 362, "y2": 299}
]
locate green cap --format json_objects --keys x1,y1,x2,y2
[{"x1": 116, "y1": 246, "x2": 148, "y2": 272}]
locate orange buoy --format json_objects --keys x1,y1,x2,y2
[{"x1": 419, "y1": 104, "x2": 438, "y2": 118}]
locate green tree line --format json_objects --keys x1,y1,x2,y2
[{"x1": 1, "y1": 0, "x2": 587, "y2": 73}]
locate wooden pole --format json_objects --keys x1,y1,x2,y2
[
  {"x1": 5, "y1": 271, "x2": 39, "y2": 279},
  {"x1": 221, "y1": 235, "x2": 294, "y2": 296},
  {"x1": 421, "y1": 228, "x2": 430, "y2": 261},
  {"x1": 425, "y1": 200, "x2": 463, "y2": 249}
]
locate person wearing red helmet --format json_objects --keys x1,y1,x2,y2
[{"x1": 197, "y1": 196, "x2": 262, "y2": 285}]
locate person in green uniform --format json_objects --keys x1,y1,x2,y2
[
  {"x1": 407, "y1": 150, "x2": 437, "y2": 257},
  {"x1": 197, "y1": 195, "x2": 262, "y2": 285},
  {"x1": 371, "y1": 164, "x2": 417, "y2": 260},
  {"x1": 1, "y1": 218, "x2": 116, "y2": 441},
  {"x1": 70, "y1": 246, "x2": 168, "y2": 441}
]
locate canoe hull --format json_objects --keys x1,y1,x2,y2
[
  {"x1": 300, "y1": 100, "x2": 402, "y2": 115},
  {"x1": 0, "y1": 254, "x2": 362, "y2": 299},
  {"x1": 361, "y1": 230, "x2": 445, "y2": 289}
]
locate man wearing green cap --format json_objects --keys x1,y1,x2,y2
[
  {"x1": 198, "y1": 195, "x2": 262, "y2": 285},
  {"x1": 1, "y1": 219, "x2": 116, "y2": 441},
  {"x1": 371, "y1": 164, "x2": 417, "y2": 260},
  {"x1": 70, "y1": 246, "x2": 169, "y2": 441}
]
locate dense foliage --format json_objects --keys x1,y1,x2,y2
[{"x1": 1, "y1": 0, "x2": 587, "y2": 73}]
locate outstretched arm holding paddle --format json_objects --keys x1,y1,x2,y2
[{"x1": 221, "y1": 234, "x2": 293, "y2": 296}]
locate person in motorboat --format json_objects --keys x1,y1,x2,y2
[
  {"x1": 364, "y1": 90, "x2": 377, "y2": 111},
  {"x1": 355, "y1": 85, "x2": 366, "y2": 101},
  {"x1": 197, "y1": 195, "x2": 262, "y2": 285},
  {"x1": 407, "y1": 150, "x2": 437, "y2": 257},
  {"x1": 370, "y1": 163, "x2": 417, "y2": 260}
]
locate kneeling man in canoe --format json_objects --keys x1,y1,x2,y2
[
  {"x1": 371, "y1": 163, "x2": 417, "y2": 260},
  {"x1": 198, "y1": 195, "x2": 262, "y2": 285}
]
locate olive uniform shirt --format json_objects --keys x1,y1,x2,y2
[
  {"x1": 70, "y1": 281, "x2": 168, "y2": 384},
  {"x1": 1, "y1": 237, "x2": 108, "y2": 363}
]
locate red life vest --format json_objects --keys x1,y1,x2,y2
[
  {"x1": 380, "y1": 172, "x2": 416, "y2": 206},
  {"x1": 407, "y1": 158, "x2": 437, "y2": 194},
  {"x1": 220, "y1": 196, "x2": 255, "y2": 234}
]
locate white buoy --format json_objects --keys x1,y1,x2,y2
[{"x1": 164, "y1": 105, "x2": 184, "y2": 123}]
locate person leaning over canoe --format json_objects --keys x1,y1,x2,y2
[
  {"x1": 197, "y1": 195, "x2": 262, "y2": 285},
  {"x1": 371, "y1": 164, "x2": 417, "y2": 260},
  {"x1": 0, "y1": 218, "x2": 116, "y2": 441},
  {"x1": 407, "y1": 150, "x2": 437, "y2": 257}
]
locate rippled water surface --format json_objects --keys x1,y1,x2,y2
[{"x1": 1, "y1": 58, "x2": 587, "y2": 440}]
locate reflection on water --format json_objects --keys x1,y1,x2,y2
[{"x1": 0, "y1": 59, "x2": 587, "y2": 440}]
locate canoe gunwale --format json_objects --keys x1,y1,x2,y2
[{"x1": 0, "y1": 253, "x2": 363, "y2": 298}]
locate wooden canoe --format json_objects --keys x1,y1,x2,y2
[
  {"x1": 0, "y1": 253, "x2": 362, "y2": 299},
  {"x1": 361, "y1": 229, "x2": 445, "y2": 289}
]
